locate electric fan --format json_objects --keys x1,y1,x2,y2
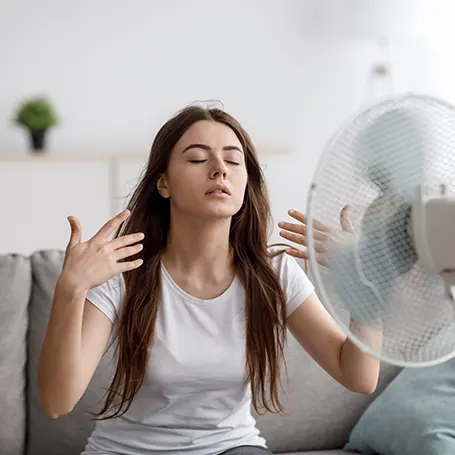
[{"x1": 306, "y1": 93, "x2": 455, "y2": 367}]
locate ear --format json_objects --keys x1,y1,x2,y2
[{"x1": 157, "y1": 174, "x2": 170, "y2": 198}]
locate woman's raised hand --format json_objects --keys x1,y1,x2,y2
[{"x1": 60, "y1": 209, "x2": 144, "y2": 293}]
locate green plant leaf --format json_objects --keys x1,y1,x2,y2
[{"x1": 15, "y1": 97, "x2": 58, "y2": 132}]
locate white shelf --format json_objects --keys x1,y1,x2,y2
[
  {"x1": 0, "y1": 152, "x2": 148, "y2": 163},
  {"x1": 0, "y1": 146, "x2": 289, "y2": 162}
]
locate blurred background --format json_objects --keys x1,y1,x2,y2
[{"x1": 0, "y1": 0, "x2": 453, "y2": 255}]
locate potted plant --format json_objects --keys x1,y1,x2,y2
[{"x1": 15, "y1": 97, "x2": 58, "y2": 152}]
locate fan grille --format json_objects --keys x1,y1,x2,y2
[{"x1": 307, "y1": 94, "x2": 455, "y2": 366}]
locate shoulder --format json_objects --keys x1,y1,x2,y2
[
  {"x1": 267, "y1": 245, "x2": 307, "y2": 279},
  {"x1": 267, "y1": 245, "x2": 315, "y2": 317},
  {"x1": 86, "y1": 273, "x2": 126, "y2": 323}
]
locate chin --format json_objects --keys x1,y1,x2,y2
[
  {"x1": 198, "y1": 203, "x2": 242, "y2": 220},
  {"x1": 200, "y1": 209, "x2": 238, "y2": 220}
]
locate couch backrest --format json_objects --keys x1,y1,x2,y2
[
  {"x1": 26, "y1": 250, "x2": 118, "y2": 455},
  {"x1": 1, "y1": 251, "x2": 402, "y2": 455},
  {"x1": 0, "y1": 254, "x2": 31, "y2": 455}
]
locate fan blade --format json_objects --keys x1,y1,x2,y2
[
  {"x1": 357, "y1": 106, "x2": 427, "y2": 202},
  {"x1": 325, "y1": 192, "x2": 418, "y2": 326}
]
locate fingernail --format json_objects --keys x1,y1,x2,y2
[
  {"x1": 288, "y1": 209, "x2": 295, "y2": 214},
  {"x1": 278, "y1": 222, "x2": 284, "y2": 227}
]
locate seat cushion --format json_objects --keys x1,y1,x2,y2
[
  {"x1": 27, "y1": 250, "x2": 116, "y2": 455},
  {"x1": 0, "y1": 254, "x2": 31, "y2": 455},
  {"x1": 280, "y1": 451, "x2": 357, "y2": 454}
]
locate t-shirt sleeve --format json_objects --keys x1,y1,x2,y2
[
  {"x1": 86, "y1": 273, "x2": 125, "y2": 323},
  {"x1": 272, "y1": 251, "x2": 315, "y2": 317}
]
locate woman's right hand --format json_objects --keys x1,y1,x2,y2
[{"x1": 59, "y1": 209, "x2": 144, "y2": 294}]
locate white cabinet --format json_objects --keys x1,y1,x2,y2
[
  {"x1": 0, "y1": 154, "x2": 147, "y2": 255},
  {"x1": 114, "y1": 160, "x2": 148, "y2": 214}
]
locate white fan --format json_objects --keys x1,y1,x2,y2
[{"x1": 306, "y1": 93, "x2": 455, "y2": 368}]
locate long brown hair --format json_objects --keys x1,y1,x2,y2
[{"x1": 95, "y1": 105, "x2": 289, "y2": 419}]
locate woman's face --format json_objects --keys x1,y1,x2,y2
[{"x1": 157, "y1": 120, "x2": 248, "y2": 219}]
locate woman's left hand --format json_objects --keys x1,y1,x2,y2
[{"x1": 278, "y1": 204, "x2": 355, "y2": 267}]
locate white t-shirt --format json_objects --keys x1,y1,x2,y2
[{"x1": 82, "y1": 249, "x2": 314, "y2": 455}]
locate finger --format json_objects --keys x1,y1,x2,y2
[
  {"x1": 340, "y1": 204, "x2": 355, "y2": 233},
  {"x1": 94, "y1": 209, "x2": 131, "y2": 241},
  {"x1": 119, "y1": 258, "x2": 144, "y2": 273},
  {"x1": 279, "y1": 230, "x2": 306, "y2": 246},
  {"x1": 109, "y1": 232, "x2": 145, "y2": 250},
  {"x1": 278, "y1": 221, "x2": 304, "y2": 235},
  {"x1": 286, "y1": 247, "x2": 328, "y2": 267},
  {"x1": 288, "y1": 209, "x2": 332, "y2": 233},
  {"x1": 278, "y1": 221, "x2": 328, "y2": 241},
  {"x1": 280, "y1": 230, "x2": 328, "y2": 253},
  {"x1": 285, "y1": 247, "x2": 308, "y2": 260},
  {"x1": 303, "y1": 258, "x2": 309, "y2": 274},
  {"x1": 113, "y1": 243, "x2": 143, "y2": 261},
  {"x1": 67, "y1": 216, "x2": 82, "y2": 248},
  {"x1": 287, "y1": 209, "x2": 306, "y2": 223}
]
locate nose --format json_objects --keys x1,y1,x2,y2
[{"x1": 209, "y1": 159, "x2": 228, "y2": 180}]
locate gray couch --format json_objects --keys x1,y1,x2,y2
[{"x1": 1, "y1": 250, "x2": 401, "y2": 455}]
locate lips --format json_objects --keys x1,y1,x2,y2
[{"x1": 206, "y1": 184, "x2": 231, "y2": 195}]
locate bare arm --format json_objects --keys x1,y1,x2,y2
[
  {"x1": 38, "y1": 209, "x2": 144, "y2": 418},
  {"x1": 38, "y1": 284, "x2": 113, "y2": 418},
  {"x1": 280, "y1": 206, "x2": 381, "y2": 393},
  {"x1": 339, "y1": 316, "x2": 382, "y2": 392},
  {"x1": 287, "y1": 293, "x2": 381, "y2": 394}
]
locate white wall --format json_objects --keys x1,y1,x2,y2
[{"x1": 1, "y1": 0, "x2": 454, "y2": 252}]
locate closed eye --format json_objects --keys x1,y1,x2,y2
[{"x1": 189, "y1": 160, "x2": 240, "y2": 165}]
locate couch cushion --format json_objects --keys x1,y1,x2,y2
[
  {"x1": 282, "y1": 451, "x2": 357, "y2": 455},
  {"x1": 345, "y1": 355, "x2": 455, "y2": 455},
  {"x1": 254, "y1": 328, "x2": 401, "y2": 452},
  {"x1": 27, "y1": 250, "x2": 116, "y2": 455},
  {"x1": 0, "y1": 254, "x2": 31, "y2": 455}
]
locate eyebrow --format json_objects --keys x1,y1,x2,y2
[{"x1": 181, "y1": 143, "x2": 244, "y2": 154}]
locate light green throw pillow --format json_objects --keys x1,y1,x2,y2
[{"x1": 345, "y1": 358, "x2": 455, "y2": 455}]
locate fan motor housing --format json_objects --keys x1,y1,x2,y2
[{"x1": 411, "y1": 186, "x2": 455, "y2": 274}]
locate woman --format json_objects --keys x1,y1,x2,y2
[{"x1": 38, "y1": 105, "x2": 381, "y2": 455}]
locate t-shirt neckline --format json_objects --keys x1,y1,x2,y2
[{"x1": 160, "y1": 262, "x2": 240, "y2": 305}]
